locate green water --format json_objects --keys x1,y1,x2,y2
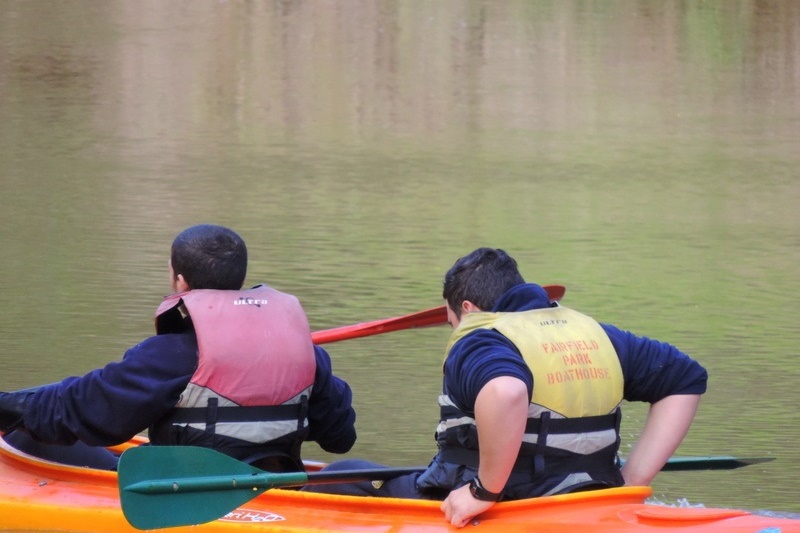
[{"x1": 1, "y1": 1, "x2": 798, "y2": 523}]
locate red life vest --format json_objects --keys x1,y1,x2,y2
[{"x1": 154, "y1": 285, "x2": 316, "y2": 446}]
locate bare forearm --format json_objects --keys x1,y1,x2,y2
[
  {"x1": 475, "y1": 377, "x2": 528, "y2": 492},
  {"x1": 621, "y1": 394, "x2": 701, "y2": 486},
  {"x1": 441, "y1": 377, "x2": 529, "y2": 528}
]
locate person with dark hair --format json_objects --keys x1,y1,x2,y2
[
  {"x1": 306, "y1": 248, "x2": 706, "y2": 530},
  {"x1": 0, "y1": 224, "x2": 356, "y2": 471}
]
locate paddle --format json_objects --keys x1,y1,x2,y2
[
  {"x1": 646, "y1": 456, "x2": 775, "y2": 472},
  {"x1": 310, "y1": 284, "x2": 566, "y2": 344},
  {"x1": 118, "y1": 446, "x2": 423, "y2": 530},
  {"x1": 118, "y1": 446, "x2": 775, "y2": 530}
]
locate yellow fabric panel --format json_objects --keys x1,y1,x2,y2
[{"x1": 445, "y1": 307, "x2": 623, "y2": 417}]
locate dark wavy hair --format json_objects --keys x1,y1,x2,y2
[
  {"x1": 442, "y1": 248, "x2": 525, "y2": 318},
  {"x1": 170, "y1": 224, "x2": 247, "y2": 290}
]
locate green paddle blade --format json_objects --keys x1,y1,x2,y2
[
  {"x1": 617, "y1": 455, "x2": 775, "y2": 472},
  {"x1": 118, "y1": 446, "x2": 424, "y2": 530},
  {"x1": 118, "y1": 445, "x2": 288, "y2": 530},
  {"x1": 659, "y1": 456, "x2": 775, "y2": 471}
]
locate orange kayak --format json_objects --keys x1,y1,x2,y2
[{"x1": 1, "y1": 437, "x2": 798, "y2": 533}]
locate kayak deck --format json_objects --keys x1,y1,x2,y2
[{"x1": 1, "y1": 437, "x2": 798, "y2": 533}]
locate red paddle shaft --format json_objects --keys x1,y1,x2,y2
[{"x1": 311, "y1": 284, "x2": 566, "y2": 344}]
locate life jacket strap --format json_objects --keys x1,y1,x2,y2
[
  {"x1": 525, "y1": 412, "x2": 618, "y2": 434},
  {"x1": 438, "y1": 411, "x2": 621, "y2": 474},
  {"x1": 164, "y1": 402, "x2": 305, "y2": 424}
]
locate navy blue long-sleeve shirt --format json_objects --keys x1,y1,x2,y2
[
  {"x1": 444, "y1": 284, "x2": 708, "y2": 413},
  {"x1": 23, "y1": 332, "x2": 356, "y2": 453}
]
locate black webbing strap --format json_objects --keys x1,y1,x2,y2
[{"x1": 165, "y1": 402, "x2": 304, "y2": 424}]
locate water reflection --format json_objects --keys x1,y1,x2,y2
[{"x1": 0, "y1": 0, "x2": 798, "y2": 520}]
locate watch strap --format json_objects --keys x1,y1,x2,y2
[{"x1": 469, "y1": 476, "x2": 502, "y2": 502}]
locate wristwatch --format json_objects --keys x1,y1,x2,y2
[{"x1": 468, "y1": 476, "x2": 502, "y2": 502}]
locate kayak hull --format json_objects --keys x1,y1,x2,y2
[{"x1": 1, "y1": 437, "x2": 798, "y2": 533}]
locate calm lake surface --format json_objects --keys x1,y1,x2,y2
[{"x1": 1, "y1": 0, "x2": 798, "y2": 524}]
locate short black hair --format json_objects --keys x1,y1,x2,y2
[
  {"x1": 170, "y1": 224, "x2": 247, "y2": 290},
  {"x1": 443, "y1": 248, "x2": 525, "y2": 318}
]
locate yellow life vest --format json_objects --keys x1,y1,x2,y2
[{"x1": 446, "y1": 306, "x2": 623, "y2": 417}]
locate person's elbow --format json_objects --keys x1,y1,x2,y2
[
  {"x1": 318, "y1": 425, "x2": 357, "y2": 454},
  {"x1": 309, "y1": 400, "x2": 357, "y2": 454}
]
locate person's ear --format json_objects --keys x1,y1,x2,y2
[
  {"x1": 174, "y1": 274, "x2": 190, "y2": 293},
  {"x1": 461, "y1": 300, "x2": 482, "y2": 314}
]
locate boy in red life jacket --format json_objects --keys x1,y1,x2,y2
[{"x1": 0, "y1": 224, "x2": 356, "y2": 471}]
